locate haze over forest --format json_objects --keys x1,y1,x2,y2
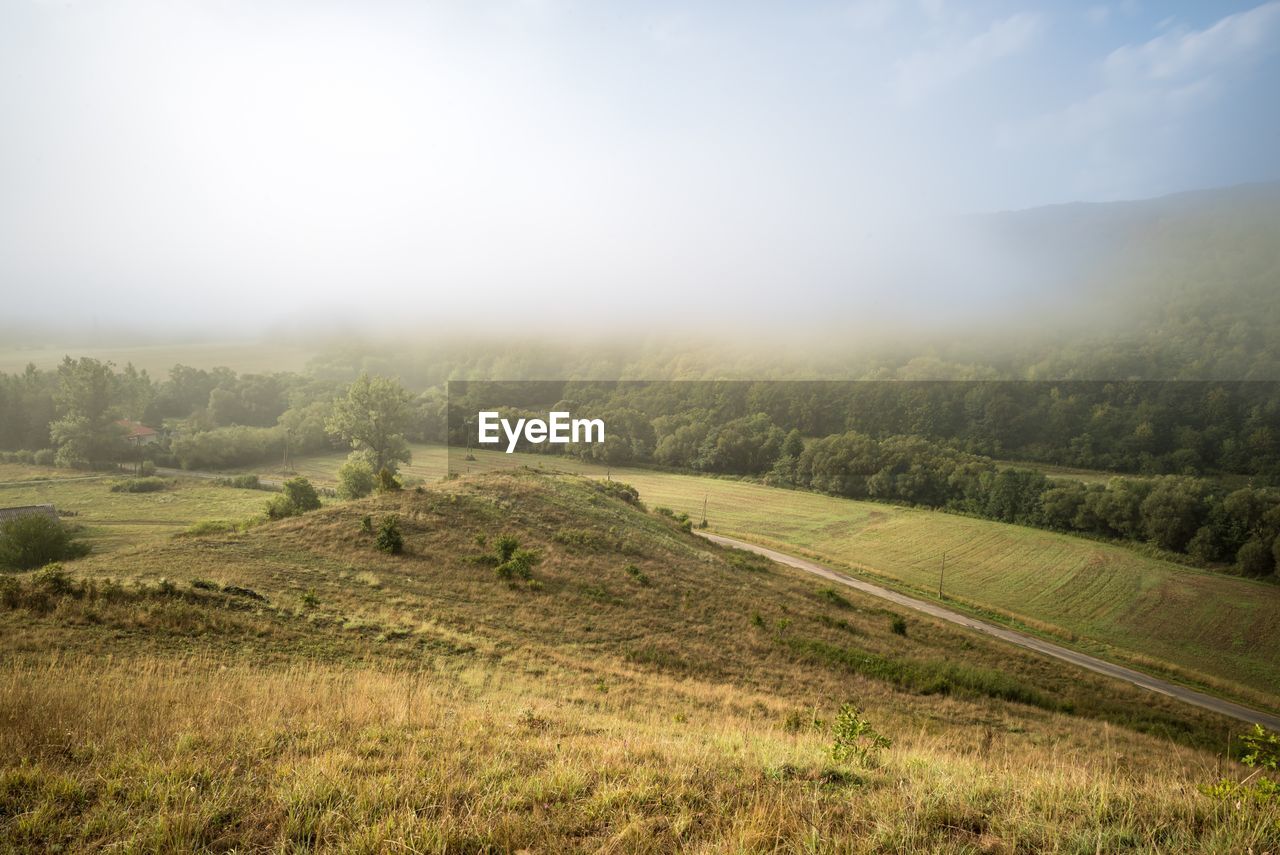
[{"x1": 2, "y1": 1, "x2": 1278, "y2": 338}]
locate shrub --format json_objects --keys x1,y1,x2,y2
[
  {"x1": 830, "y1": 704, "x2": 891, "y2": 767},
  {"x1": 228, "y1": 474, "x2": 262, "y2": 490},
  {"x1": 32, "y1": 563, "x2": 73, "y2": 595},
  {"x1": 137, "y1": 460, "x2": 157, "y2": 477},
  {"x1": 186, "y1": 520, "x2": 235, "y2": 536},
  {"x1": 1237, "y1": 537, "x2": 1275, "y2": 577},
  {"x1": 377, "y1": 467, "x2": 402, "y2": 493},
  {"x1": 597, "y1": 480, "x2": 641, "y2": 505},
  {"x1": 32, "y1": 449, "x2": 55, "y2": 466},
  {"x1": 109, "y1": 476, "x2": 169, "y2": 493},
  {"x1": 268, "y1": 477, "x2": 322, "y2": 518},
  {"x1": 494, "y1": 534, "x2": 520, "y2": 563},
  {"x1": 0, "y1": 515, "x2": 87, "y2": 570},
  {"x1": 1203, "y1": 725, "x2": 1280, "y2": 806},
  {"x1": 890, "y1": 615, "x2": 907, "y2": 636},
  {"x1": 337, "y1": 459, "x2": 376, "y2": 500},
  {"x1": 554, "y1": 527, "x2": 607, "y2": 549},
  {"x1": 625, "y1": 563, "x2": 652, "y2": 586},
  {"x1": 0, "y1": 576, "x2": 20, "y2": 608},
  {"x1": 819, "y1": 588, "x2": 851, "y2": 609},
  {"x1": 376, "y1": 515, "x2": 403, "y2": 554},
  {"x1": 264, "y1": 494, "x2": 297, "y2": 520},
  {"x1": 360, "y1": 514, "x2": 374, "y2": 533},
  {"x1": 283, "y1": 477, "x2": 321, "y2": 512},
  {"x1": 496, "y1": 545, "x2": 540, "y2": 581}
]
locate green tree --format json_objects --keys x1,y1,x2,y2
[
  {"x1": 50, "y1": 357, "x2": 123, "y2": 468},
  {"x1": 1140, "y1": 477, "x2": 1207, "y2": 552},
  {"x1": 325, "y1": 374, "x2": 413, "y2": 475},
  {"x1": 781, "y1": 428, "x2": 804, "y2": 459}
]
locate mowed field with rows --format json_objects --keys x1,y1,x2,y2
[{"x1": 246, "y1": 444, "x2": 1280, "y2": 710}]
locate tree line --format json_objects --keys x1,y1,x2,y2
[
  {"x1": 4, "y1": 362, "x2": 1279, "y2": 577},
  {"x1": 448, "y1": 380, "x2": 1280, "y2": 577},
  {"x1": 0, "y1": 357, "x2": 443, "y2": 473}
]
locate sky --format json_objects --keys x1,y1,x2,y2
[{"x1": 1, "y1": 0, "x2": 1277, "y2": 334}]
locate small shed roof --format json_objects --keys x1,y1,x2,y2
[
  {"x1": 0, "y1": 504, "x2": 59, "y2": 523},
  {"x1": 116, "y1": 419, "x2": 158, "y2": 439}
]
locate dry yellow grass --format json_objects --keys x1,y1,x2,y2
[{"x1": 2, "y1": 654, "x2": 1274, "y2": 853}]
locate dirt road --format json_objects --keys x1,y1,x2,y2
[{"x1": 699, "y1": 531, "x2": 1280, "y2": 730}]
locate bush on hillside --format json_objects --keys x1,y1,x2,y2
[
  {"x1": 283, "y1": 476, "x2": 321, "y2": 512},
  {"x1": 494, "y1": 534, "x2": 520, "y2": 563},
  {"x1": 829, "y1": 704, "x2": 892, "y2": 767},
  {"x1": 377, "y1": 467, "x2": 402, "y2": 493},
  {"x1": 264, "y1": 477, "x2": 321, "y2": 519},
  {"x1": 109, "y1": 476, "x2": 169, "y2": 493},
  {"x1": 337, "y1": 459, "x2": 376, "y2": 499},
  {"x1": 0, "y1": 515, "x2": 88, "y2": 570},
  {"x1": 376, "y1": 515, "x2": 403, "y2": 554}
]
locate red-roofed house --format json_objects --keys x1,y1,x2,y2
[{"x1": 116, "y1": 419, "x2": 159, "y2": 446}]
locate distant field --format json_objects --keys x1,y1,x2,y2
[
  {"x1": 994, "y1": 458, "x2": 1252, "y2": 489},
  {"x1": 258, "y1": 444, "x2": 1280, "y2": 709},
  {"x1": 0, "y1": 464, "x2": 272, "y2": 553},
  {"x1": 993, "y1": 459, "x2": 1117, "y2": 485},
  {"x1": 0, "y1": 341, "x2": 314, "y2": 375}
]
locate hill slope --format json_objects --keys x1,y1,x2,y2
[
  {"x1": 2, "y1": 471, "x2": 1277, "y2": 852},
  {"x1": 283, "y1": 444, "x2": 1280, "y2": 709}
]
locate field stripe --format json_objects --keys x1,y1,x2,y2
[{"x1": 699, "y1": 531, "x2": 1280, "y2": 730}]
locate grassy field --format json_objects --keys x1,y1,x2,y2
[
  {"x1": 0, "y1": 340, "x2": 314, "y2": 376},
  {"x1": 2, "y1": 471, "x2": 1275, "y2": 851},
  {"x1": 242, "y1": 444, "x2": 1280, "y2": 711},
  {"x1": 0, "y1": 464, "x2": 273, "y2": 554}
]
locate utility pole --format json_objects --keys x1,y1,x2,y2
[
  {"x1": 701, "y1": 493, "x2": 708, "y2": 527},
  {"x1": 938, "y1": 550, "x2": 946, "y2": 599}
]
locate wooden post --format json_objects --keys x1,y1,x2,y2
[{"x1": 939, "y1": 551, "x2": 946, "y2": 599}]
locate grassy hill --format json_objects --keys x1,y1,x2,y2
[
  {"x1": 2, "y1": 470, "x2": 1277, "y2": 851},
  {"x1": 248, "y1": 444, "x2": 1280, "y2": 711}
]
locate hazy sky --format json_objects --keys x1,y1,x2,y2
[{"x1": 1, "y1": 0, "x2": 1277, "y2": 332}]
